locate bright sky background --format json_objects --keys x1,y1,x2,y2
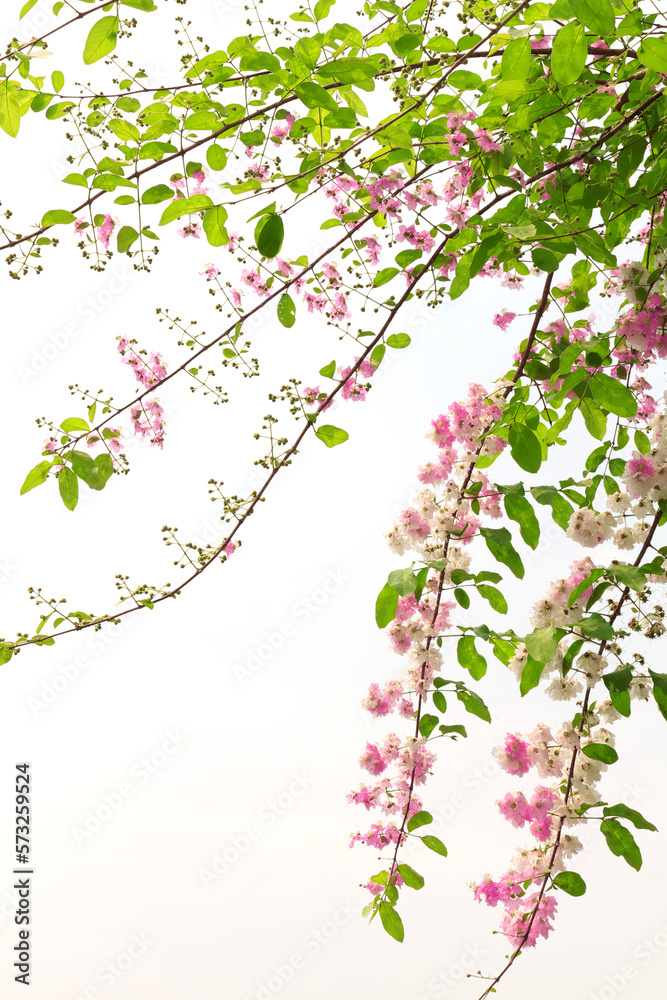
[{"x1": 1, "y1": 2, "x2": 666, "y2": 999}]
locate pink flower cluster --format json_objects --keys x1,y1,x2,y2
[
  {"x1": 349, "y1": 734, "x2": 434, "y2": 854},
  {"x1": 117, "y1": 337, "x2": 167, "y2": 389},
  {"x1": 130, "y1": 398, "x2": 166, "y2": 449},
  {"x1": 497, "y1": 786, "x2": 558, "y2": 840}
]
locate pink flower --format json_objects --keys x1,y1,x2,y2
[
  {"x1": 474, "y1": 129, "x2": 504, "y2": 153},
  {"x1": 498, "y1": 791, "x2": 530, "y2": 828},
  {"x1": 200, "y1": 264, "x2": 220, "y2": 280},
  {"x1": 73, "y1": 218, "x2": 87, "y2": 234},
  {"x1": 493, "y1": 734, "x2": 532, "y2": 776},
  {"x1": 363, "y1": 236, "x2": 381, "y2": 265},
  {"x1": 627, "y1": 455, "x2": 655, "y2": 479},
  {"x1": 96, "y1": 214, "x2": 115, "y2": 249},
  {"x1": 177, "y1": 222, "x2": 201, "y2": 239},
  {"x1": 493, "y1": 311, "x2": 517, "y2": 331}
]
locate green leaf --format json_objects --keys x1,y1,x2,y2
[
  {"x1": 108, "y1": 119, "x2": 140, "y2": 143},
  {"x1": 141, "y1": 184, "x2": 174, "y2": 205},
  {"x1": 294, "y1": 36, "x2": 322, "y2": 68},
  {"x1": 582, "y1": 742, "x2": 618, "y2": 764},
  {"x1": 432, "y1": 691, "x2": 447, "y2": 713},
  {"x1": 580, "y1": 398, "x2": 607, "y2": 441},
  {"x1": 321, "y1": 56, "x2": 380, "y2": 85},
  {"x1": 603, "y1": 804, "x2": 657, "y2": 832},
  {"x1": 82, "y1": 16, "x2": 119, "y2": 65},
  {"x1": 0, "y1": 645, "x2": 14, "y2": 665},
  {"x1": 386, "y1": 333, "x2": 411, "y2": 349},
  {"x1": 58, "y1": 467, "x2": 79, "y2": 511},
  {"x1": 457, "y1": 636, "x2": 487, "y2": 680},
  {"x1": 20, "y1": 460, "x2": 51, "y2": 495},
  {"x1": 479, "y1": 527, "x2": 524, "y2": 579},
  {"x1": 121, "y1": 0, "x2": 158, "y2": 8},
  {"x1": 508, "y1": 423, "x2": 542, "y2": 474},
  {"x1": 448, "y1": 69, "x2": 482, "y2": 90},
  {"x1": 551, "y1": 21, "x2": 587, "y2": 86},
  {"x1": 590, "y1": 373, "x2": 637, "y2": 418},
  {"x1": 525, "y1": 624, "x2": 560, "y2": 664},
  {"x1": 416, "y1": 714, "x2": 437, "y2": 740},
  {"x1": 553, "y1": 871, "x2": 586, "y2": 896},
  {"x1": 638, "y1": 37, "x2": 667, "y2": 75},
  {"x1": 648, "y1": 669, "x2": 667, "y2": 723},
  {"x1": 439, "y1": 723, "x2": 467, "y2": 738},
  {"x1": 375, "y1": 583, "x2": 398, "y2": 628},
  {"x1": 388, "y1": 568, "x2": 418, "y2": 597},
  {"x1": 255, "y1": 213, "x2": 284, "y2": 258},
  {"x1": 520, "y1": 654, "x2": 547, "y2": 696},
  {"x1": 502, "y1": 37, "x2": 532, "y2": 80},
  {"x1": 578, "y1": 613, "x2": 615, "y2": 640},
  {"x1": 202, "y1": 206, "x2": 229, "y2": 247},
  {"x1": 378, "y1": 902, "x2": 404, "y2": 942},
  {"x1": 206, "y1": 144, "x2": 227, "y2": 171},
  {"x1": 456, "y1": 689, "x2": 491, "y2": 723},
  {"x1": 477, "y1": 584, "x2": 508, "y2": 614},
  {"x1": 454, "y1": 587, "x2": 470, "y2": 609},
  {"x1": 397, "y1": 864, "x2": 424, "y2": 890},
  {"x1": 504, "y1": 494, "x2": 540, "y2": 549},
  {"x1": 117, "y1": 225, "x2": 139, "y2": 253},
  {"x1": 60, "y1": 417, "x2": 89, "y2": 433},
  {"x1": 0, "y1": 82, "x2": 20, "y2": 138},
  {"x1": 532, "y1": 247, "x2": 560, "y2": 273},
  {"x1": 407, "y1": 810, "x2": 433, "y2": 832},
  {"x1": 319, "y1": 361, "x2": 335, "y2": 379},
  {"x1": 531, "y1": 486, "x2": 574, "y2": 530},
  {"x1": 610, "y1": 564, "x2": 646, "y2": 593},
  {"x1": 373, "y1": 267, "x2": 399, "y2": 287},
  {"x1": 20, "y1": 0, "x2": 39, "y2": 17},
  {"x1": 41, "y1": 209, "x2": 76, "y2": 227},
  {"x1": 421, "y1": 834, "x2": 448, "y2": 857},
  {"x1": 158, "y1": 194, "x2": 213, "y2": 226},
  {"x1": 315, "y1": 424, "x2": 348, "y2": 448},
  {"x1": 277, "y1": 294, "x2": 296, "y2": 328},
  {"x1": 569, "y1": 0, "x2": 614, "y2": 34},
  {"x1": 602, "y1": 666, "x2": 632, "y2": 717},
  {"x1": 294, "y1": 82, "x2": 339, "y2": 113},
  {"x1": 600, "y1": 819, "x2": 642, "y2": 871}
]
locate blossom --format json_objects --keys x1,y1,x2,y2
[
  {"x1": 493, "y1": 311, "x2": 516, "y2": 331},
  {"x1": 493, "y1": 734, "x2": 532, "y2": 776},
  {"x1": 200, "y1": 264, "x2": 220, "y2": 280},
  {"x1": 96, "y1": 214, "x2": 115, "y2": 249},
  {"x1": 177, "y1": 222, "x2": 201, "y2": 239},
  {"x1": 474, "y1": 128, "x2": 504, "y2": 153}
]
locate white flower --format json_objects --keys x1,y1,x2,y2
[
  {"x1": 575, "y1": 651, "x2": 607, "y2": 684},
  {"x1": 597, "y1": 699, "x2": 622, "y2": 723},
  {"x1": 545, "y1": 675, "x2": 583, "y2": 701},
  {"x1": 614, "y1": 526, "x2": 636, "y2": 550},
  {"x1": 606, "y1": 491, "x2": 631, "y2": 514}
]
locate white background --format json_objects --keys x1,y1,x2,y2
[{"x1": 0, "y1": 2, "x2": 666, "y2": 999}]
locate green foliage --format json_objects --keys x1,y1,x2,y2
[{"x1": 553, "y1": 871, "x2": 586, "y2": 896}]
